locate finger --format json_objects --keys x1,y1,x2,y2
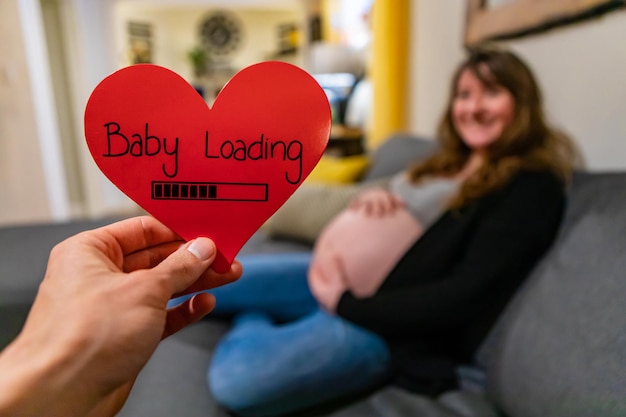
[
  {"x1": 122, "y1": 241, "x2": 184, "y2": 272},
  {"x1": 381, "y1": 197, "x2": 393, "y2": 215},
  {"x1": 391, "y1": 194, "x2": 405, "y2": 209},
  {"x1": 381, "y1": 193, "x2": 403, "y2": 215},
  {"x1": 373, "y1": 198, "x2": 387, "y2": 217},
  {"x1": 173, "y1": 259, "x2": 242, "y2": 297},
  {"x1": 151, "y1": 237, "x2": 217, "y2": 294},
  {"x1": 163, "y1": 292, "x2": 215, "y2": 339},
  {"x1": 97, "y1": 216, "x2": 182, "y2": 256},
  {"x1": 349, "y1": 195, "x2": 364, "y2": 210},
  {"x1": 333, "y1": 255, "x2": 349, "y2": 284}
]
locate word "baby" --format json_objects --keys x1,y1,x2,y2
[{"x1": 102, "y1": 122, "x2": 179, "y2": 177}]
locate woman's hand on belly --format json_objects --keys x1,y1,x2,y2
[{"x1": 349, "y1": 188, "x2": 405, "y2": 217}]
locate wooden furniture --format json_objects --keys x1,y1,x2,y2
[{"x1": 326, "y1": 124, "x2": 365, "y2": 156}]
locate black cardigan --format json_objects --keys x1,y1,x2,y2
[{"x1": 336, "y1": 170, "x2": 567, "y2": 394}]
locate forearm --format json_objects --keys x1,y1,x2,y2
[
  {"x1": 0, "y1": 332, "x2": 99, "y2": 417},
  {"x1": 337, "y1": 285, "x2": 474, "y2": 337}
]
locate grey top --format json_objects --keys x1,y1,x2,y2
[{"x1": 390, "y1": 172, "x2": 460, "y2": 228}]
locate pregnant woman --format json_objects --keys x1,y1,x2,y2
[{"x1": 201, "y1": 47, "x2": 577, "y2": 417}]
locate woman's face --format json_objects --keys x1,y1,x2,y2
[{"x1": 452, "y1": 67, "x2": 516, "y2": 151}]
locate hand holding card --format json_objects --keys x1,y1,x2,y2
[{"x1": 85, "y1": 62, "x2": 331, "y2": 272}]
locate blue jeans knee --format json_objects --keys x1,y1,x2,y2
[{"x1": 207, "y1": 309, "x2": 391, "y2": 417}]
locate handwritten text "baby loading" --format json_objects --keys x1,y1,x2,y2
[{"x1": 102, "y1": 122, "x2": 304, "y2": 184}]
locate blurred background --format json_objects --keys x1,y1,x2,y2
[{"x1": 1, "y1": 0, "x2": 625, "y2": 227}]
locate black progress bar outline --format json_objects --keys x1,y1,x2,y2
[{"x1": 152, "y1": 181, "x2": 269, "y2": 202}]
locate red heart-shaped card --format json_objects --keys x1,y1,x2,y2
[{"x1": 85, "y1": 62, "x2": 331, "y2": 272}]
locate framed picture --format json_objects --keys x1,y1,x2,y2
[
  {"x1": 128, "y1": 21, "x2": 153, "y2": 64},
  {"x1": 277, "y1": 23, "x2": 299, "y2": 55},
  {"x1": 464, "y1": 0, "x2": 625, "y2": 46}
]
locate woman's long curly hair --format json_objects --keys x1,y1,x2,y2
[{"x1": 408, "y1": 47, "x2": 580, "y2": 209}]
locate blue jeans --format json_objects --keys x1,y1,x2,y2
[{"x1": 204, "y1": 253, "x2": 392, "y2": 417}]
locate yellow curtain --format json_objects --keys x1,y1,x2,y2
[{"x1": 369, "y1": 0, "x2": 409, "y2": 149}]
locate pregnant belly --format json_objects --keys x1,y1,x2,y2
[{"x1": 310, "y1": 206, "x2": 423, "y2": 301}]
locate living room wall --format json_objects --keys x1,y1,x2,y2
[
  {"x1": 0, "y1": 0, "x2": 52, "y2": 225},
  {"x1": 3, "y1": 1, "x2": 624, "y2": 226},
  {"x1": 408, "y1": 2, "x2": 626, "y2": 171},
  {"x1": 113, "y1": 4, "x2": 304, "y2": 85}
]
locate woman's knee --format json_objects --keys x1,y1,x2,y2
[
  {"x1": 207, "y1": 323, "x2": 280, "y2": 414},
  {"x1": 208, "y1": 353, "x2": 280, "y2": 416},
  {"x1": 208, "y1": 312, "x2": 391, "y2": 416},
  {"x1": 207, "y1": 359, "x2": 251, "y2": 413}
]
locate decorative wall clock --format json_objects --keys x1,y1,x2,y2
[{"x1": 199, "y1": 11, "x2": 243, "y2": 56}]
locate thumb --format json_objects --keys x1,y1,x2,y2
[{"x1": 151, "y1": 237, "x2": 216, "y2": 294}]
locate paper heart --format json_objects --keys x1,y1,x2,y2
[{"x1": 85, "y1": 62, "x2": 330, "y2": 272}]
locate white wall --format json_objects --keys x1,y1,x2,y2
[
  {"x1": 113, "y1": 3, "x2": 305, "y2": 83},
  {"x1": 408, "y1": 2, "x2": 626, "y2": 171},
  {"x1": 506, "y1": 11, "x2": 626, "y2": 171},
  {"x1": 408, "y1": 1, "x2": 465, "y2": 141},
  {"x1": 0, "y1": 0, "x2": 52, "y2": 225},
  {"x1": 64, "y1": 0, "x2": 138, "y2": 217}
]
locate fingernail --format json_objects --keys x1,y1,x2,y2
[{"x1": 187, "y1": 238, "x2": 214, "y2": 261}]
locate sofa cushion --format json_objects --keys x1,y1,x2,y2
[
  {"x1": 480, "y1": 172, "x2": 626, "y2": 417},
  {"x1": 263, "y1": 182, "x2": 366, "y2": 243},
  {"x1": 239, "y1": 228, "x2": 312, "y2": 255},
  {"x1": 307, "y1": 154, "x2": 371, "y2": 184},
  {"x1": 117, "y1": 320, "x2": 231, "y2": 417},
  {"x1": 326, "y1": 388, "x2": 499, "y2": 417},
  {"x1": 362, "y1": 133, "x2": 437, "y2": 181},
  {"x1": 0, "y1": 217, "x2": 121, "y2": 348}
]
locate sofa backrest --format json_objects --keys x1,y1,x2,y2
[
  {"x1": 362, "y1": 133, "x2": 437, "y2": 182},
  {"x1": 478, "y1": 172, "x2": 626, "y2": 417}
]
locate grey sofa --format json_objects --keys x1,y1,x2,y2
[{"x1": 1, "y1": 135, "x2": 624, "y2": 417}]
